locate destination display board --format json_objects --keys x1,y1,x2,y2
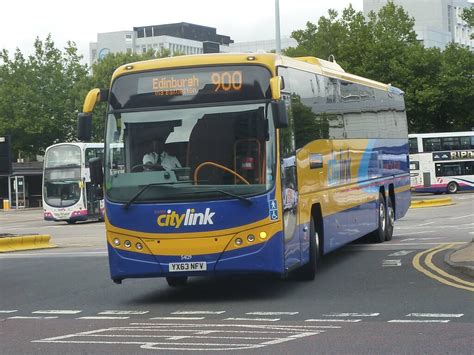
[
  {"x1": 110, "y1": 65, "x2": 272, "y2": 110},
  {"x1": 432, "y1": 150, "x2": 474, "y2": 161}
]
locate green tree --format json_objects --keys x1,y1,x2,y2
[
  {"x1": 461, "y1": 7, "x2": 474, "y2": 39},
  {"x1": 0, "y1": 35, "x2": 88, "y2": 159}
]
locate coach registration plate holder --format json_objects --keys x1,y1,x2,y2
[{"x1": 169, "y1": 262, "x2": 207, "y2": 272}]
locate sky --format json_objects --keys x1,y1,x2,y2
[{"x1": 0, "y1": 0, "x2": 363, "y2": 64}]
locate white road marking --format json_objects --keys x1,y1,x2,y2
[
  {"x1": 382, "y1": 259, "x2": 402, "y2": 267},
  {"x1": 245, "y1": 312, "x2": 299, "y2": 316},
  {"x1": 396, "y1": 231, "x2": 435, "y2": 236},
  {"x1": 407, "y1": 313, "x2": 464, "y2": 318},
  {"x1": 388, "y1": 320, "x2": 450, "y2": 323},
  {"x1": 305, "y1": 319, "x2": 362, "y2": 323},
  {"x1": 33, "y1": 310, "x2": 82, "y2": 315},
  {"x1": 32, "y1": 322, "x2": 328, "y2": 351},
  {"x1": 78, "y1": 316, "x2": 130, "y2": 320},
  {"x1": 9, "y1": 316, "x2": 58, "y2": 320},
  {"x1": 323, "y1": 313, "x2": 379, "y2": 317},
  {"x1": 129, "y1": 322, "x2": 341, "y2": 330},
  {"x1": 418, "y1": 222, "x2": 436, "y2": 226},
  {"x1": 449, "y1": 215, "x2": 473, "y2": 220},
  {"x1": 99, "y1": 310, "x2": 149, "y2": 315},
  {"x1": 224, "y1": 317, "x2": 280, "y2": 322},
  {"x1": 0, "y1": 310, "x2": 18, "y2": 313},
  {"x1": 388, "y1": 242, "x2": 465, "y2": 246},
  {"x1": 172, "y1": 311, "x2": 226, "y2": 315},
  {"x1": 401, "y1": 237, "x2": 441, "y2": 242},
  {"x1": 150, "y1": 317, "x2": 205, "y2": 320},
  {"x1": 388, "y1": 251, "x2": 414, "y2": 256}
]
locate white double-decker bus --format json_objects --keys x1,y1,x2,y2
[
  {"x1": 42, "y1": 142, "x2": 104, "y2": 223},
  {"x1": 409, "y1": 132, "x2": 474, "y2": 193}
]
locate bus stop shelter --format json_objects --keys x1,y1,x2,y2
[{"x1": 0, "y1": 161, "x2": 43, "y2": 209}]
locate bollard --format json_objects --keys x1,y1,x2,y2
[{"x1": 3, "y1": 199, "x2": 10, "y2": 210}]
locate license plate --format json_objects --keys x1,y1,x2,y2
[{"x1": 169, "y1": 262, "x2": 207, "y2": 272}]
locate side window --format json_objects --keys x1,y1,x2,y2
[
  {"x1": 287, "y1": 69, "x2": 326, "y2": 149},
  {"x1": 85, "y1": 148, "x2": 104, "y2": 167},
  {"x1": 277, "y1": 67, "x2": 295, "y2": 159},
  {"x1": 409, "y1": 161, "x2": 419, "y2": 170},
  {"x1": 460, "y1": 136, "x2": 471, "y2": 149},
  {"x1": 423, "y1": 138, "x2": 441, "y2": 152},
  {"x1": 441, "y1": 137, "x2": 461, "y2": 150},
  {"x1": 436, "y1": 163, "x2": 462, "y2": 177},
  {"x1": 409, "y1": 138, "x2": 419, "y2": 153}
]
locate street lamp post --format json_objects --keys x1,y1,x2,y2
[{"x1": 275, "y1": 0, "x2": 281, "y2": 54}]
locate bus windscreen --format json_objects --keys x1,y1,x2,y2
[{"x1": 109, "y1": 65, "x2": 272, "y2": 110}]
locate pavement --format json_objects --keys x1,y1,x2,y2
[{"x1": 444, "y1": 241, "x2": 474, "y2": 277}]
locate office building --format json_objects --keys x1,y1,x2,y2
[
  {"x1": 89, "y1": 22, "x2": 233, "y2": 66},
  {"x1": 363, "y1": 0, "x2": 472, "y2": 49},
  {"x1": 224, "y1": 36, "x2": 298, "y2": 53}
]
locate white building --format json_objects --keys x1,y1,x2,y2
[
  {"x1": 363, "y1": 0, "x2": 473, "y2": 49},
  {"x1": 224, "y1": 36, "x2": 298, "y2": 53},
  {"x1": 89, "y1": 23, "x2": 233, "y2": 67}
]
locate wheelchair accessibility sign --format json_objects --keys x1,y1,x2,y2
[{"x1": 268, "y1": 199, "x2": 279, "y2": 221}]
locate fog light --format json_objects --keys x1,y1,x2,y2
[
  {"x1": 235, "y1": 238, "x2": 243, "y2": 246},
  {"x1": 247, "y1": 234, "x2": 255, "y2": 242},
  {"x1": 124, "y1": 240, "x2": 132, "y2": 248},
  {"x1": 259, "y1": 231, "x2": 267, "y2": 239},
  {"x1": 113, "y1": 238, "x2": 120, "y2": 246},
  {"x1": 136, "y1": 242, "x2": 143, "y2": 250}
]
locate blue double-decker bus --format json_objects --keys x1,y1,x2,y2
[{"x1": 78, "y1": 53, "x2": 410, "y2": 286}]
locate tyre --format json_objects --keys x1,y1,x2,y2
[
  {"x1": 385, "y1": 196, "x2": 395, "y2": 241},
  {"x1": 298, "y1": 218, "x2": 320, "y2": 281},
  {"x1": 166, "y1": 276, "x2": 188, "y2": 287},
  {"x1": 369, "y1": 193, "x2": 386, "y2": 244},
  {"x1": 447, "y1": 181, "x2": 458, "y2": 194}
]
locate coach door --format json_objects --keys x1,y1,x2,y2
[{"x1": 281, "y1": 156, "x2": 301, "y2": 269}]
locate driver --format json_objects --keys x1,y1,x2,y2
[{"x1": 142, "y1": 137, "x2": 181, "y2": 171}]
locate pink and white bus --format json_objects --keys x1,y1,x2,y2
[
  {"x1": 409, "y1": 132, "x2": 474, "y2": 194},
  {"x1": 42, "y1": 142, "x2": 104, "y2": 223}
]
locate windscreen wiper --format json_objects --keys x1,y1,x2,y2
[
  {"x1": 123, "y1": 182, "x2": 187, "y2": 210},
  {"x1": 124, "y1": 184, "x2": 253, "y2": 210},
  {"x1": 178, "y1": 189, "x2": 253, "y2": 206}
]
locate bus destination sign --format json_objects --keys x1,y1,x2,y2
[
  {"x1": 432, "y1": 150, "x2": 474, "y2": 161},
  {"x1": 152, "y1": 71, "x2": 243, "y2": 97},
  {"x1": 111, "y1": 65, "x2": 271, "y2": 110}
]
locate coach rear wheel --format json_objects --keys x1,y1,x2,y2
[
  {"x1": 370, "y1": 193, "x2": 386, "y2": 243},
  {"x1": 385, "y1": 197, "x2": 395, "y2": 241},
  {"x1": 447, "y1": 181, "x2": 458, "y2": 194},
  {"x1": 166, "y1": 276, "x2": 188, "y2": 287},
  {"x1": 299, "y1": 218, "x2": 320, "y2": 281}
]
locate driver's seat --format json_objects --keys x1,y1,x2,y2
[{"x1": 187, "y1": 115, "x2": 235, "y2": 184}]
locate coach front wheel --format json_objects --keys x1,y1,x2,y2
[
  {"x1": 370, "y1": 193, "x2": 386, "y2": 243},
  {"x1": 385, "y1": 197, "x2": 395, "y2": 241},
  {"x1": 299, "y1": 218, "x2": 320, "y2": 280},
  {"x1": 166, "y1": 276, "x2": 188, "y2": 287}
]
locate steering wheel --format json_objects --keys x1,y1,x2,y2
[
  {"x1": 131, "y1": 163, "x2": 165, "y2": 172},
  {"x1": 194, "y1": 162, "x2": 250, "y2": 185}
]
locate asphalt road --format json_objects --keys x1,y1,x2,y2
[{"x1": 0, "y1": 193, "x2": 473, "y2": 354}]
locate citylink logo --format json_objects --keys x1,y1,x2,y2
[{"x1": 157, "y1": 208, "x2": 215, "y2": 229}]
